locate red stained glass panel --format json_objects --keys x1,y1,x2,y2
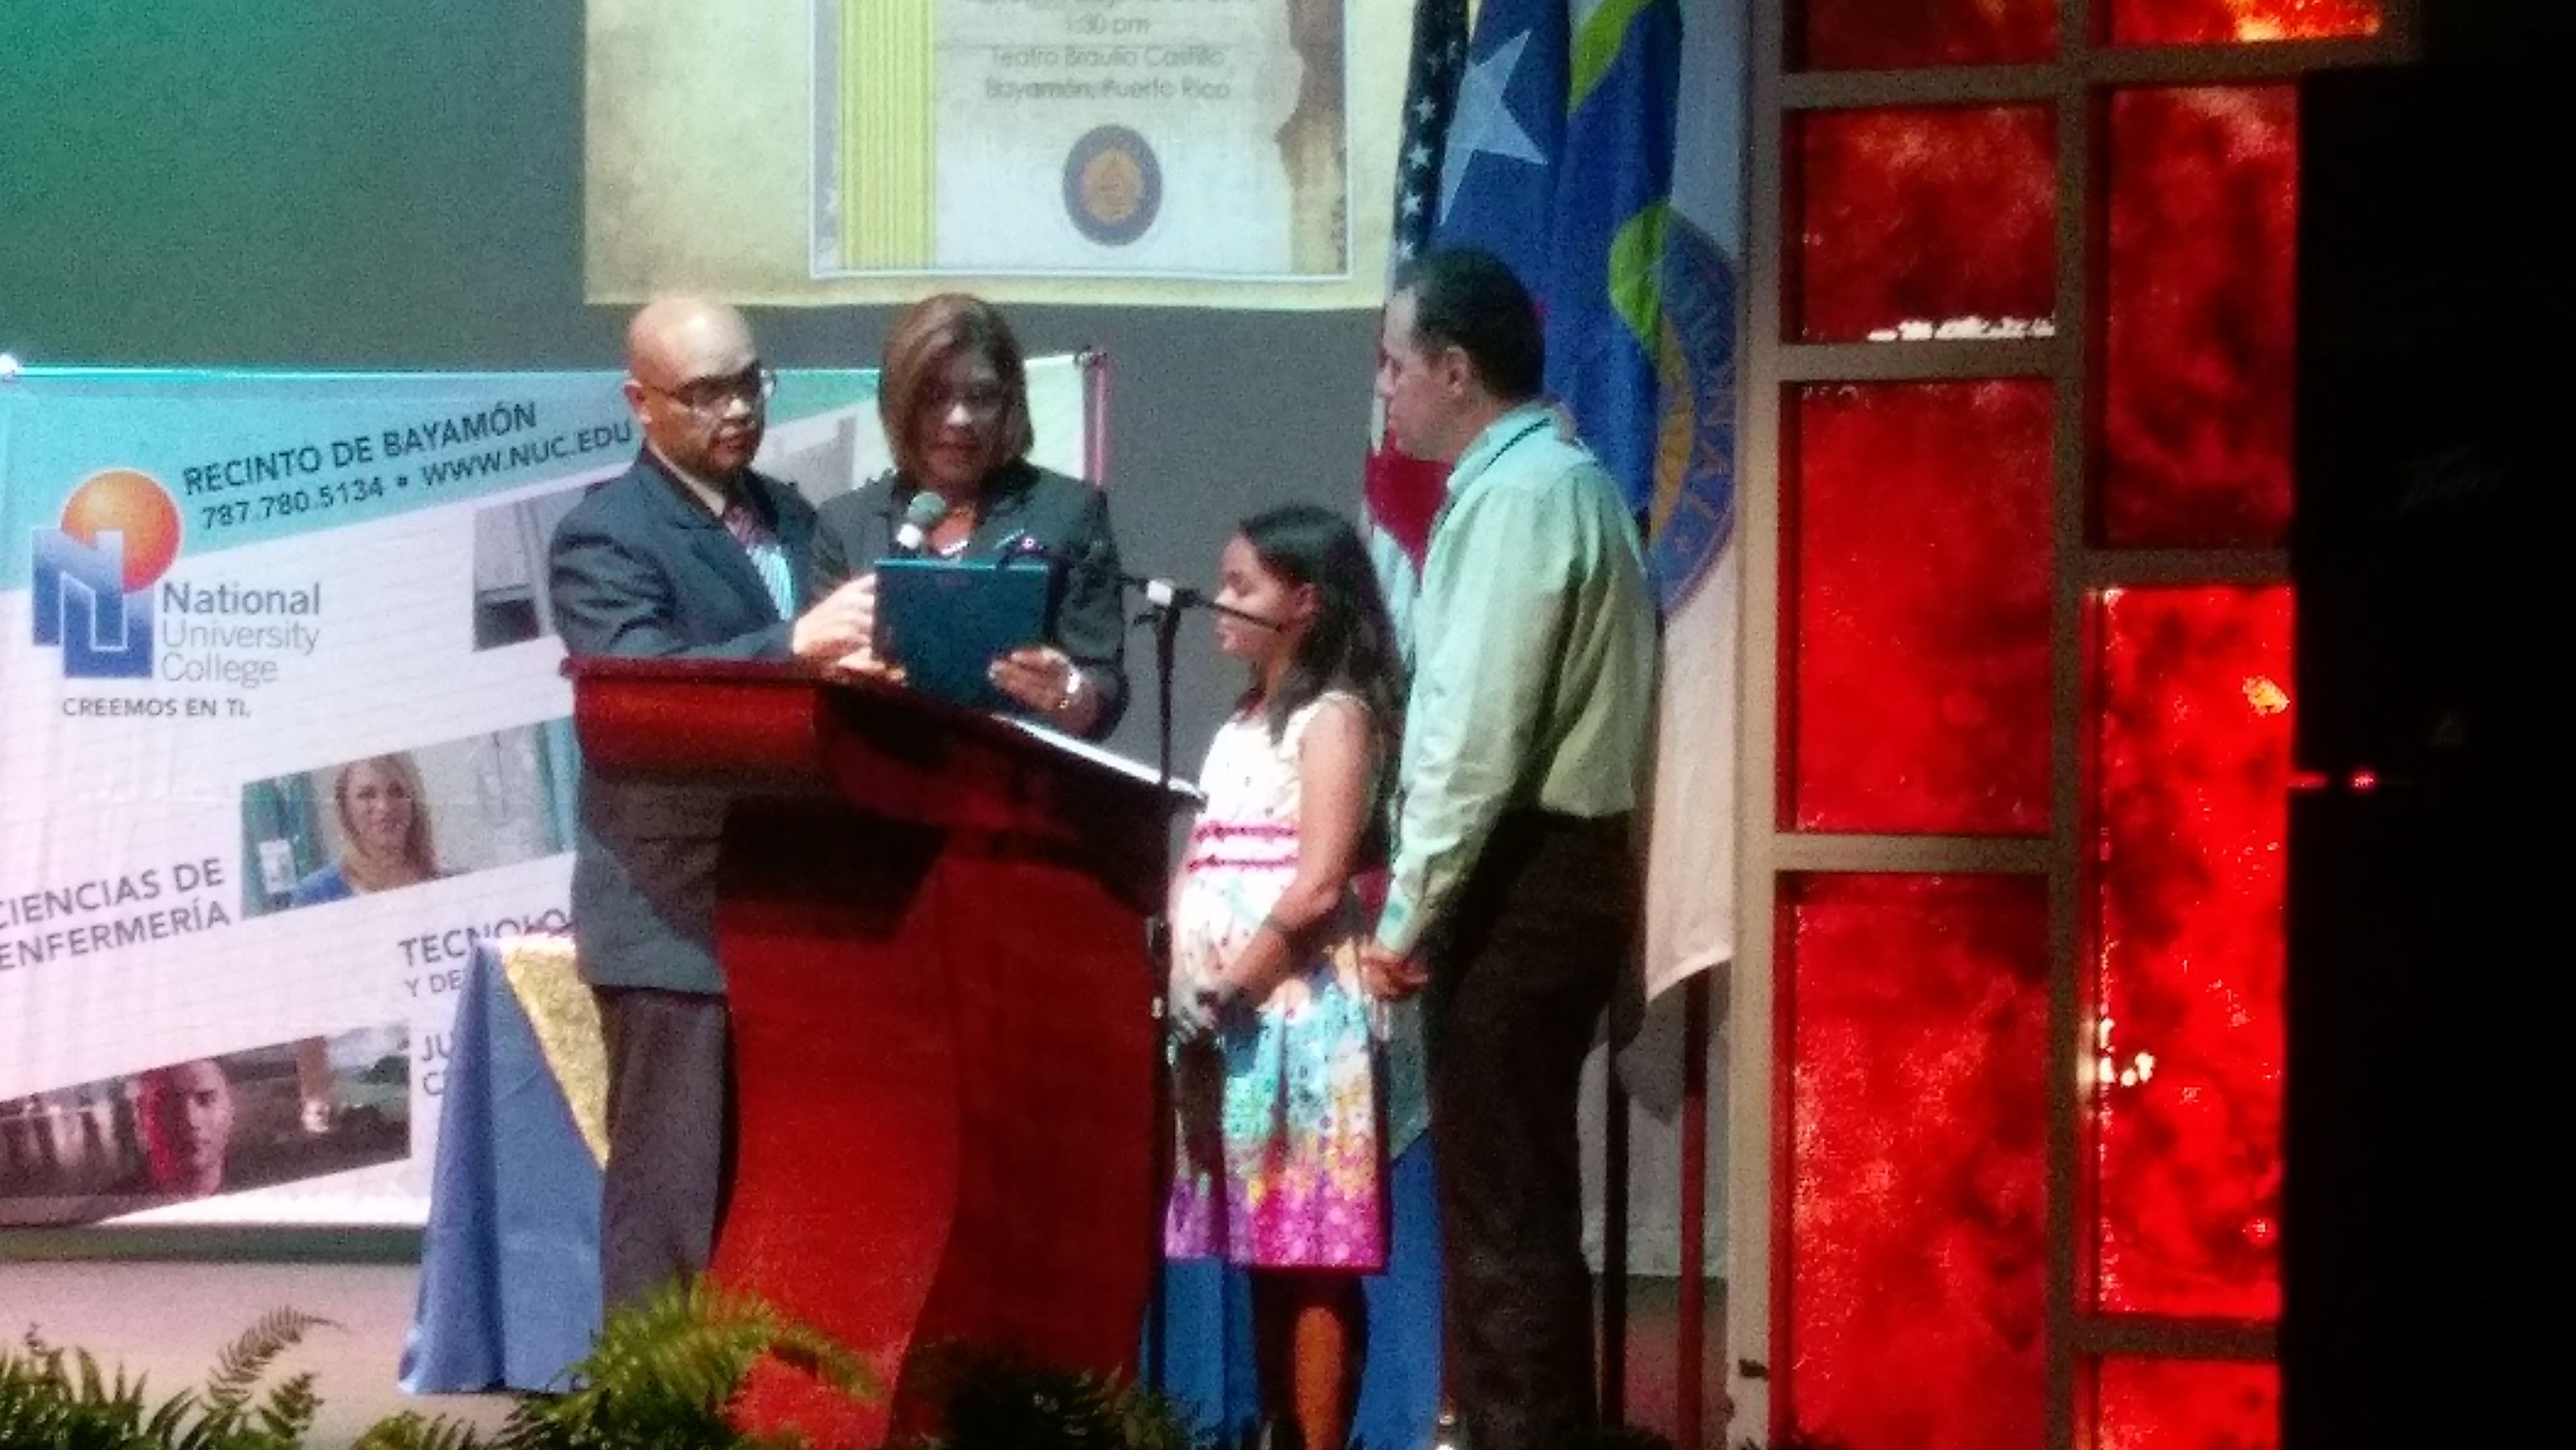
[
  {"x1": 1791, "y1": 381, "x2": 2052, "y2": 835},
  {"x1": 2109, "y1": 0, "x2": 2381, "y2": 45},
  {"x1": 2093, "y1": 586, "x2": 2292, "y2": 1318},
  {"x1": 2101, "y1": 86, "x2": 2297, "y2": 547},
  {"x1": 1798, "y1": 0, "x2": 2057, "y2": 70},
  {"x1": 1785, "y1": 873, "x2": 2048, "y2": 1450},
  {"x1": 2097, "y1": 1358, "x2": 2279, "y2": 1450},
  {"x1": 1795, "y1": 107, "x2": 2056, "y2": 344}
]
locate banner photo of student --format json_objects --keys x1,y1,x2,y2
[
  {"x1": 0, "y1": 1027, "x2": 409, "y2": 1228},
  {"x1": 0, "y1": 358, "x2": 1095, "y2": 1226}
]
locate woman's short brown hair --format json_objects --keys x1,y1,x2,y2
[{"x1": 878, "y1": 293, "x2": 1035, "y2": 483}]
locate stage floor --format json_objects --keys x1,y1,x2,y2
[{"x1": 0, "y1": 1259, "x2": 1728, "y2": 1449}]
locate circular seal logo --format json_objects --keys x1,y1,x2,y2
[
  {"x1": 1649, "y1": 218, "x2": 1739, "y2": 610},
  {"x1": 1062, "y1": 126, "x2": 1162, "y2": 247}
]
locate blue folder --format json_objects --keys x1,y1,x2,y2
[{"x1": 874, "y1": 556, "x2": 1054, "y2": 713}]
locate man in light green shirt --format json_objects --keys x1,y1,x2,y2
[{"x1": 1361, "y1": 248, "x2": 1656, "y2": 1450}]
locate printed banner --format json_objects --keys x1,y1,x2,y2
[{"x1": 0, "y1": 359, "x2": 1091, "y2": 1227}]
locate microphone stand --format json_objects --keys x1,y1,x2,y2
[
  {"x1": 1002, "y1": 538, "x2": 1260, "y2": 1395},
  {"x1": 1138, "y1": 579, "x2": 1182, "y2": 1396},
  {"x1": 1128, "y1": 577, "x2": 1278, "y2": 1397},
  {"x1": 1124, "y1": 575, "x2": 1275, "y2": 1394}
]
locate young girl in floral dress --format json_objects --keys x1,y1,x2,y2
[{"x1": 1164, "y1": 503, "x2": 1405, "y2": 1450}]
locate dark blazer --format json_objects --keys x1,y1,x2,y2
[
  {"x1": 548, "y1": 450, "x2": 818, "y2": 994},
  {"x1": 812, "y1": 458, "x2": 1129, "y2": 739}
]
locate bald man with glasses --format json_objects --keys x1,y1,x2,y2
[{"x1": 547, "y1": 295, "x2": 878, "y2": 1310}]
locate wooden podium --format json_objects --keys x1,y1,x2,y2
[{"x1": 566, "y1": 658, "x2": 1182, "y2": 1447}]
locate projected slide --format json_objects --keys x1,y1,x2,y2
[
  {"x1": 586, "y1": 0, "x2": 1408, "y2": 309},
  {"x1": 821, "y1": 0, "x2": 1344, "y2": 279}
]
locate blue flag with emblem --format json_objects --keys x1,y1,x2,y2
[
  {"x1": 1544, "y1": 0, "x2": 1682, "y2": 533},
  {"x1": 1434, "y1": 0, "x2": 1685, "y2": 562}
]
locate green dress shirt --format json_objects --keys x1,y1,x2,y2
[{"x1": 1374, "y1": 404, "x2": 1659, "y2": 956}]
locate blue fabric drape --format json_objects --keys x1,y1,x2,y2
[{"x1": 400, "y1": 942, "x2": 602, "y2": 1392}]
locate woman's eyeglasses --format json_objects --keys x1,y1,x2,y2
[{"x1": 926, "y1": 383, "x2": 1010, "y2": 418}]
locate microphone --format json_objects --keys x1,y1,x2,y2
[
  {"x1": 892, "y1": 490, "x2": 946, "y2": 553},
  {"x1": 994, "y1": 532, "x2": 1259, "y2": 625},
  {"x1": 1142, "y1": 577, "x2": 1208, "y2": 611}
]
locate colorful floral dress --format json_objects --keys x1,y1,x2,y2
[{"x1": 1163, "y1": 693, "x2": 1385, "y2": 1270}]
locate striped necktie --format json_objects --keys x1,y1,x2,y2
[{"x1": 719, "y1": 496, "x2": 796, "y2": 619}]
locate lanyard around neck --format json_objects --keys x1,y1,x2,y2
[{"x1": 1428, "y1": 413, "x2": 1554, "y2": 547}]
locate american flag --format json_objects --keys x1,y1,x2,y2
[
  {"x1": 1364, "y1": 0, "x2": 1472, "y2": 601},
  {"x1": 1390, "y1": 0, "x2": 1469, "y2": 265}
]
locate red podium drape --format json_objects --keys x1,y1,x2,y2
[{"x1": 567, "y1": 658, "x2": 1178, "y2": 1446}]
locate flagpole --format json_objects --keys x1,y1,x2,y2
[
  {"x1": 1602, "y1": 1063, "x2": 1631, "y2": 1426},
  {"x1": 1679, "y1": 972, "x2": 1710, "y2": 1450}
]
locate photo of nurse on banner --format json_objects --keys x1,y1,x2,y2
[
  {"x1": 0, "y1": 1024, "x2": 409, "y2": 1227},
  {"x1": 237, "y1": 720, "x2": 578, "y2": 918}
]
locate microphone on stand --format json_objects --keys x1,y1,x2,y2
[
  {"x1": 891, "y1": 490, "x2": 947, "y2": 554},
  {"x1": 992, "y1": 534, "x2": 1260, "y2": 624},
  {"x1": 1140, "y1": 576, "x2": 1209, "y2": 612}
]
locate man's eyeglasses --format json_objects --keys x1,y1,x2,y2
[{"x1": 642, "y1": 366, "x2": 779, "y2": 417}]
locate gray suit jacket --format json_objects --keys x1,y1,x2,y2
[{"x1": 547, "y1": 451, "x2": 817, "y2": 994}]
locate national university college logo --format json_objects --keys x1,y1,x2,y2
[{"x1": 31, "y1": 469, "x2": 184, "y2": 678}]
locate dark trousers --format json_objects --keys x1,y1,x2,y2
[
  {"x1": 595, "y1": 985, "x2": 733, "y2": 1313},
  {"x1": 1424, "y1": 812, "x2": 1634, "y2": 1450}
]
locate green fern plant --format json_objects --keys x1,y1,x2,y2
[
  {"x1": 0, "y1": 1307, "x2": 332, "y2": 1450},
  {"x1": 10, "y1": 1285, "x2": 1234, "y2": 1450},
  {"x1": 354, "y1": 1278, "x2": 878, "y2": 1450},
  {"x1": 0, "y1": 1330, "x2": 160, "y2": 1450},
  {"x1": 351, "y1": 1409, "x2": 494, "y2": 1450}
]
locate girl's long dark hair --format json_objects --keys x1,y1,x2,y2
[{"x1": 1237, "y1": 504, "x2": 1404, "y2": 852}]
